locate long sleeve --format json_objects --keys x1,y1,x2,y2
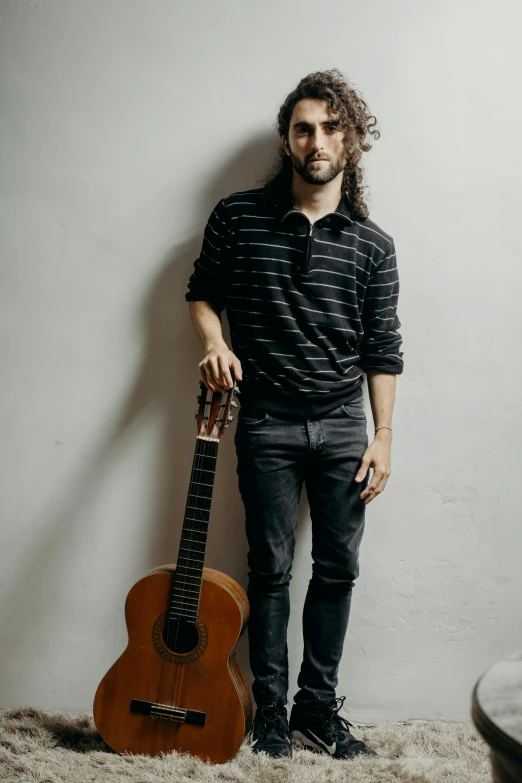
[
  {"x1": 359, "y1": 238, "x2": 404, "y2": 374},
  {"x1": 185, "y1": 198, "x2": 231, "y2": 314}
]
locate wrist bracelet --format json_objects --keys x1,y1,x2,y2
[{"x1": 375, "y1": 426, "x2": 392, "y2": 433}]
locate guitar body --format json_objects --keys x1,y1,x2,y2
[{"x1": 93, "y1": 564, "x2": 253, "y2": 764}]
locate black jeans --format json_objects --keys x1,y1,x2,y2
[{"x1": 234, "y1": 398, "x2": 370, "y2": 708}]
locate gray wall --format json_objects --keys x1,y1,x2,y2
[{"x1": 1, "y1": 0, "x2": 521, "y2": 721}]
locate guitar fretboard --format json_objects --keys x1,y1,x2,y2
[{"x1": 169, "y1": 437, "x2": 219, "y2": 623}]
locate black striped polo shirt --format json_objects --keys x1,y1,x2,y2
[{"x1": 185, "y1": 186, "x2": 404, "y2": 417}]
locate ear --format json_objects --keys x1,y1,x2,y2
[{"x1": 281, "y1": 136, "x2": 290, "y2": 157}]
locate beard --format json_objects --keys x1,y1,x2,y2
[{"x1": 287, "y1": 148, "x2": 347, "y2": 186}]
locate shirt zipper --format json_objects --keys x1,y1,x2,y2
[
  {"x1": 303, "y1": 220, "x2": 314, "y2": 275},
  {"x1": 280, "y1": 209, "x2": 351, "y2": 275}
]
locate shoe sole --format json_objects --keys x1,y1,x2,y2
[
  {"x1": 291, "y1": 729, "x2": 377, "y2": 759},
  {"x1": 291, "y1": 729, "x2": 334, "y2": 755}
]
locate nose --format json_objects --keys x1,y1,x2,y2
[{"x1": 310, "y1": 128, "x2": 327, "y2": 152}]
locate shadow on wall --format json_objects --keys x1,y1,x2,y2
[{"x1": 1, "y1": 133, "x2": 314, "y2": 705}]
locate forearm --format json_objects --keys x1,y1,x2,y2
[
  {"x1": 188, "y1": 300, "x2": 228, "y2": 352},
  {"x1": 366, "y1": 371, "x2": 396, "y2": 441}
]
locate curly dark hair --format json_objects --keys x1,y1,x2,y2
[{"x1": 259, "y1": 68, "x2": 380, "y2": 220}]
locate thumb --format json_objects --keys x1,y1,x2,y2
[
  {"x1": 355, "y1": 466, "x2": 367, "y2": 482},
  {"x1": 232, "y1": 357, "x2": 243, "y2": 381}
]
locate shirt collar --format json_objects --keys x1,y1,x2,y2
[{"x1": 274, "y1": 190, "x2": 354, "y2": 226}]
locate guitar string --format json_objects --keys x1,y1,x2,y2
[
  {"x1": 173, "y1": 384, "x2": 231, "y2": 717},
  {"x1": 164, "y1": 388, "x2": 209, "y2": 714},
  {"x1": 163, "y1": 386, "x2": 220, "y2": 718},
  {"x1": 155, "y1": 415, "x2": 202, "y2": 716},
  {"x1": 171, "y1": 389, "x2": 221, "y2": 715},
  {"x1": 174, "y1": 384, "x2": 228, "y2": 713},
  {"x1": 173, "y1": 427, "x2": 213, "y2": 713},
  {"x1": 154, "y1": 383, "x2": 207, "y2": 717}
]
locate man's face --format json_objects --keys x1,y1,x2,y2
[{"x1": 282, "y1": 98, "x2": 347, "y2": 186}]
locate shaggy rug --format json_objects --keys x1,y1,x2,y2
[{"x1": 0, "y1": 706, "x2": 492, "y2": 782}]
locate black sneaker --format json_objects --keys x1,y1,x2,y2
[
  {"x1": 250, "y1": 701, "x2": 292, "y2": 758},
  {"x1": 289, "y1": 696, "x2": 377, "y2": 759}
]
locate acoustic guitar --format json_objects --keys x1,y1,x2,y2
[{"x1": 93, "y1": 380, "x2": 253, "y2": 764}]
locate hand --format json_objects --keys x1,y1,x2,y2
[
  {"x1": 354, "y1": 433, "x2": 392, "y2": 505},
  {"x1": 199, "y1": 342, "x2": 243, "y2": 392}
]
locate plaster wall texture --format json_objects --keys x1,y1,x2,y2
[{"x1": 0, "y1": 0, "x2": 520, "y2": 721}]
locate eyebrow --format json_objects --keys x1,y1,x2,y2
[{"x1": 292, "y1": 119, "x2": 341, "y2": 129}]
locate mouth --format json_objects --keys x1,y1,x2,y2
[{"x1": 308, "y1": 158, "x2": 328, "y2": 163}]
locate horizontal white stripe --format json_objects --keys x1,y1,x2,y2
[
  {"x1": 229, "y1": 283, "x2": 358, "y2": 308},
  {"x1": 228, "y1": 305, "x2": 355, "y2": 322},
  {"x1": 237, "y1": 227, "x2": 297, "y2": 237},
  {"x1": 230, "y1": 214, "x2": 276, "y2": 220},
  {"x1": 237, "y1": 242, "x2": 304, "y2": 253}
]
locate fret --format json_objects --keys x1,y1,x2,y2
[
  {"x1": 179, "y1": 546, "x2": 205, "y2": 556},
  {"x1": 170, "y1": 596, "x2": 199, "y2": 606},
  {"x1": 175, "y1": 576, "x2": 201, "y2": 586},
  {"x1": 192, "y1": 461, "x2": 216, "y2": 472},
  {"x1": 170, "y1": 597, "x2": 199, "y2": 606},
  {"x1": 176, "y1": 563, "x2": 202, "y2": 575},
  {"x1": 177, "y1": 555, "x2": 204, "y2": 564},
  {"x1": 181, "y1": 524, "x2": 208, "y2": 533},
  {"x1": 190, "y1": 481, "x2": 213, "y2": 487},
  {"x1": 180, "y1": 531, "x2": 207, "y2": 541},
  {"x1": 191, "y1": 467, "x2": 214, "y2": 474},
  {"x1": 170, "y1": 603, "x2": 199, "y2": 613},
  {"x1": 186, "y1": 503, "x2": 211, "y2": 512},
  {"x1": 188, "y1": 494, "x2": 212, "y2": 504},
  {"x1": 168, "y1": 612, "x2": 196, "y2": 622},
  {"x1": 181, "y1": 534, "x2": 207, "y2": 542},
  {"x1": 184, "y1": 515, "x2": 209, "y2": 524},
  {"x1": 194, "y1": 453, "x2": 217, "y2": 460}
]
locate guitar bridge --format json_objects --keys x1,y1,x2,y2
[{"x1": 130, "y1": 698, "x2": 206, "y2": 726}]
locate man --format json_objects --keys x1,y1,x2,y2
[{"x1": 185, "y1": 69, "x2": 404, "y2": 760}]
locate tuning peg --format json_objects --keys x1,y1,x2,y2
[
  {"x1": 230, "y1": 400, "x2": 238, "y2": 408},
  {"x1": 233, "y1": 385, "x2": 241, "y2": 396},
  {"x1": 227, "y1": 415, "x2": 234, "y2": 423}
]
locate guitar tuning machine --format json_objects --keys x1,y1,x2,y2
[
  {"x1": 230, "y1": 400, "x2": 238, "y2": 408},
  {"x1": 227, "y1": 415, "x2": 234, "y2": 423}
]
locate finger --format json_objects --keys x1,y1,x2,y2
[
  {"x1": 201, "y1": 360, "x2": 221, "y2": 392},
  {"x1": 362, "y1": 474, "x2": 388, "y2": 504},
  {"x1": 232, "y1": 358, "x2": 243, "y2": 382},
  {"x1": 218, "y1": 356, "x2": 234, "y2": 389},
  {"x1": 208, "y1": 358, "x2": 226, "y2": 391},
  {"x1": 199, "y1": 362, "x2": 213, "y2": 391},
  {"x1": 355, "y1": 463, "x2": 369, "y2": 483},
  {"x1": 360, "y1": 471, "x2": 386, "y2": 498}
]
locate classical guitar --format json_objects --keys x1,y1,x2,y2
[{"x1": 93, "y1": 380, "x2": 253, "y2": 764}]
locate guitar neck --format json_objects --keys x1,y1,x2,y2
[{"x1": 169, "y1": 436, "x2": 219, "y2": 622}]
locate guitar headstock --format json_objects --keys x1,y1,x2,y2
[{"x1": 195, "y1": 378, "x2": 240, "y2": 440}]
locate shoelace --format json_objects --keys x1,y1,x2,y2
[
  {"x1": 318, "y1": 696, "x2": 355, "y2": 741},
  {"x1": 255, "y1": 703, "x2": 288, "y2": 740}
]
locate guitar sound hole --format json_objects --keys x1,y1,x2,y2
[{"x1": 162, "y1": 617, "x2": 199, "y2": 655}]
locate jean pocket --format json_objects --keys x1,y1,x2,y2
[{"x1": 341, "y1": 399, "x2": 366, "y2": 421}]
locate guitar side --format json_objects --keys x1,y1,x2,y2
[{"x1": 93, "y1": 565, "x2": 253, "y2": 764}]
